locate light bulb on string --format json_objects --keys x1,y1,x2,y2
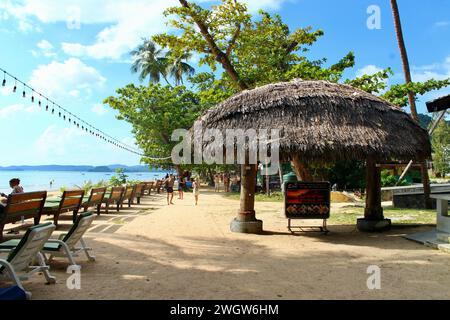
[
  {"x1": 31, "y1": 90, "x2": 35, "y2": 103},
  {"x1": 22, "y1": 84, "x2": 26, "y2": 98},
  {"x1": 2, "y1": 72, "x2": 6, "y2": 87},
  {"x1": 13, "y1": 79, "x2": 17, "y2": 93},
  {"x1": 38, "y1": 95, "x2": 42, "y2": 107}
]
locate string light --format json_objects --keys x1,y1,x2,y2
[{"x1": 0, "y1": 66, "x2": 148, "y2": 157}]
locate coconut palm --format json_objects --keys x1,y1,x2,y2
[
  {"x1": 390, "y1": 0, "x2": 432, "y2": 208},
  {"x1": 166, "y1": 51, "x2": 196, "y2": 86},
  {"x1": 130, "y1": 39, "x2": 170, "y2": 86}
]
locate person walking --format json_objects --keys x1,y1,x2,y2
[
  {"x1": 164, "y1": 174, "x2": 175, "y2": 205},
  {"x1": 178, "y1": 176, "x2": 185, "y2": 200},
  {"x1": 193, "y1": 178, "x2": 200, "y2": 206}
]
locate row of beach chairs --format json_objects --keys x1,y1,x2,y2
[
  {"x1": 0, "y1": 180, "x2": 163, "y2": 299},
  {"x1": 0, "y1": 181, "x2": 162, "y2": 239}
]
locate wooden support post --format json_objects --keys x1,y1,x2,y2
[
  {"x1": 364, "y1": 157, "x2": 384, "y2": 220},
  {"x1": 358, "y1": 157, "x2": 391, "y2": 232},
  {"x1": 238, "y1": 164, "x2": 257, "y2": 221},
  {"x1": 231, "y1": 163, "x2": 263, "y2": 234}
]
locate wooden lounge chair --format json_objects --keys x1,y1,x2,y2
[
  {"x1": 44, "y1": 190, "x2": 84, "y2": 227},
  {"x1": 120, "y1": 185, "x2": 136, "y2": 208},
  {"x1": 101, "y1": 187, "x2": 125, "y2": 214},
  {"x1": 82, "y1": 187, "x2": 107, "y2": 215},
  {"x1": 141, "y1": 182, "x2": 150, "y2": 196},
  {"x1": 147, "y1": 181, "x2": 155, "y2": 195},
  {"x1": 0, "y1": 223, "x2": 57, "y2": 299},
  {"x1": 0, "y1": 191, "x2": 47, "y2": 242},
  {"x1": 134, "y1": 183, "x2": 145, "y2": 204}
]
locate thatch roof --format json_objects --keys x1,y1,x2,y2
[{"x1": 195, "y1": 79, "x2": 431, "y2": 162}]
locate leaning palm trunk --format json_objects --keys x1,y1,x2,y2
[{"x1": 390, "y1": 0, "x2": 432, "y2": 208}]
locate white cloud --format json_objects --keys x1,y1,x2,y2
[
  {"x1": 28, "y1": 58, "x2": 106, "y2": 100},
  {"x1": 3, "y1": 0, "x2": 289, "y2": 60},
  {"x1": 32, "y1": 39, "x2": 56, "y2": 57},
  {"x1": 91, "y1": 103, "x2": 108, "y2": 116},
  {"x1": 435, "y1": 21, "x2": 450, "y2": 28},
  {"x1": 35, "y1": 125, "x2": 87, "y2": 156},
  {"x1": 411, "y1": 56, "x2": 450, "y2": 82},
  {"x1": 356, "y1": 64, "x2": 384, "y2": 77},
  {"x1": 0, "y1": 104, "x2": 39, "y2": 119}
]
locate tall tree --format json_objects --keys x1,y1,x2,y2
[
  {"x1": 130, "y1": 39, "x2": 170, "y2": 86},
  {"x1": 167, "y1": 51, "x2": 196, "y2": 85},
  {"x1": 390, "y1": 0, "x2": 432, "y2": 208}
]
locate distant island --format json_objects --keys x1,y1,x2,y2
[{"x1": 0, "y1": 164, "x2": 164, "y2": 173}]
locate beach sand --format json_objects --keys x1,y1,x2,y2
[{"x1": 2, "y1": 189, "x2": 450, "y2": 300}]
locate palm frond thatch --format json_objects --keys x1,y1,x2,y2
[{"x1": 195, "y1": 79, "x2": 431, "y2": 162}]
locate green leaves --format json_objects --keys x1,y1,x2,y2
[
  {"x1": 104, "y1": 84, "x2": 205, "y2": 167},
  {"x1": 382, "y1": 79, "x2": 450, "y2": 107}
]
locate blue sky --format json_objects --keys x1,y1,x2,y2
[{"x1": 0, "y1": 0, "x2": 449, "y2": 166}]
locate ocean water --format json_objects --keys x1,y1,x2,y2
[{"x1": 0, "y1": 171, "x2": 167, "y2": 194}]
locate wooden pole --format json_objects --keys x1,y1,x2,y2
[
  {"x1": 238, "y1": 163, "x2": 257, "y2": 222},
  {"x1": 365, "y1": 157, "x2": 384, "y2": 220}
]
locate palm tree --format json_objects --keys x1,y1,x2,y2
[
  {"x1": 130, "y1": 39, "x2": 170, "y2": 86},
  {"x1": 390, "y1": 0, "x2": 432, "y2": 208},
  {"x1": 166, "y1": 51, "x2": 196, "y2": 85}
]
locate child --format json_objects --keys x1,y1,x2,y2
[{"x1": 193, "y1": 178, "x2": 200, "y2": 206}]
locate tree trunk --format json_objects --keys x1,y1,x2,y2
[
  {"x1": 237, "y1": 164, "x2": 257, "y2": 221},
  {"x1": 390, "y1": 0, "x2": 432, "y2": 209},
  {"x1": 365, "y1": 157, "x2": 384, "y2": 220},
  {"x1": 291, "y1": 154, "x2": 313, "y2": 181},
  {"x1": 390, "y1": 0, "x2": 418, "y2": 120},
  {"x1": 178, "y1": 0, "x2": 249, "y2": 90}
]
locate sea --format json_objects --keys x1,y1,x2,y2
[{"x1": 0, "y1": 170, "x2": 168, "y2": 194}]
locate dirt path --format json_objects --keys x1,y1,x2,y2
[{"x1": 7, "y1": 190, "x2": 450, "y2": 300}]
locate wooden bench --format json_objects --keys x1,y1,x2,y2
[
  {"x1": 120, "y1": 186, "x2": 136, "y2": 208},
  {"x1": 82, "y1": 188, "x2": 107, "y2": 215},
  {"x1": 101, "y1": 187, "x2": 125, "y2": 214},
  {"x1": 0, "y1": 191, "x2": 47, "y2": 242},
  {"x1": 134, "y1": 183, "x2": 145, "y2": 204},
  {"x1": 43, "y1": 190, "x2": 85, "y2": 227}
]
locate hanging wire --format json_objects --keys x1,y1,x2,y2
[{"x1": 0, "y1": 66, "x2": 162, "y2": 158}]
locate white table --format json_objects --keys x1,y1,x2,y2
[{"x1": 431, "y1": 194, "x2": 450, "y2": 234}]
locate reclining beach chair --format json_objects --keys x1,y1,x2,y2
[
  {"x1": 120, "y1": 185, "x2": 136, "y2": 208},
  {"x1": 147, "y1": 181, "x2": 155, "y2": 196},
  {"x1": 0, "y1": 191, "x2": 47, "y2": 242},
  {"x1": 82, "y1": 187, "x2": 107, "y2": 215},
  {"x1": 43, "y1": 190, "x2": 84, "y2": 227},
  {"x1": 101, "y1": 187, "x2": 125, "y2": 214},
  {"x1": 0, "y1": 223, "x2": 57, "y2": 299},
  {"x1": 134, "y1": 183, "x2": 145, "y2": 204},
  {"x1": 42, "y1": 212, "x2": 96, "y2": 267}
]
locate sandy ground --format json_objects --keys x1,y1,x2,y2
[{"x1": 2, "y1": 189, "x2": 450, "y2": 300}]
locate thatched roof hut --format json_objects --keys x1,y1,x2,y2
[
  {"x1": 197, "y1": 79, "x2": 431, "y2": 162},
  {"x1": 194, "y1": 79, "x2": 432, "y2": 233}
]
